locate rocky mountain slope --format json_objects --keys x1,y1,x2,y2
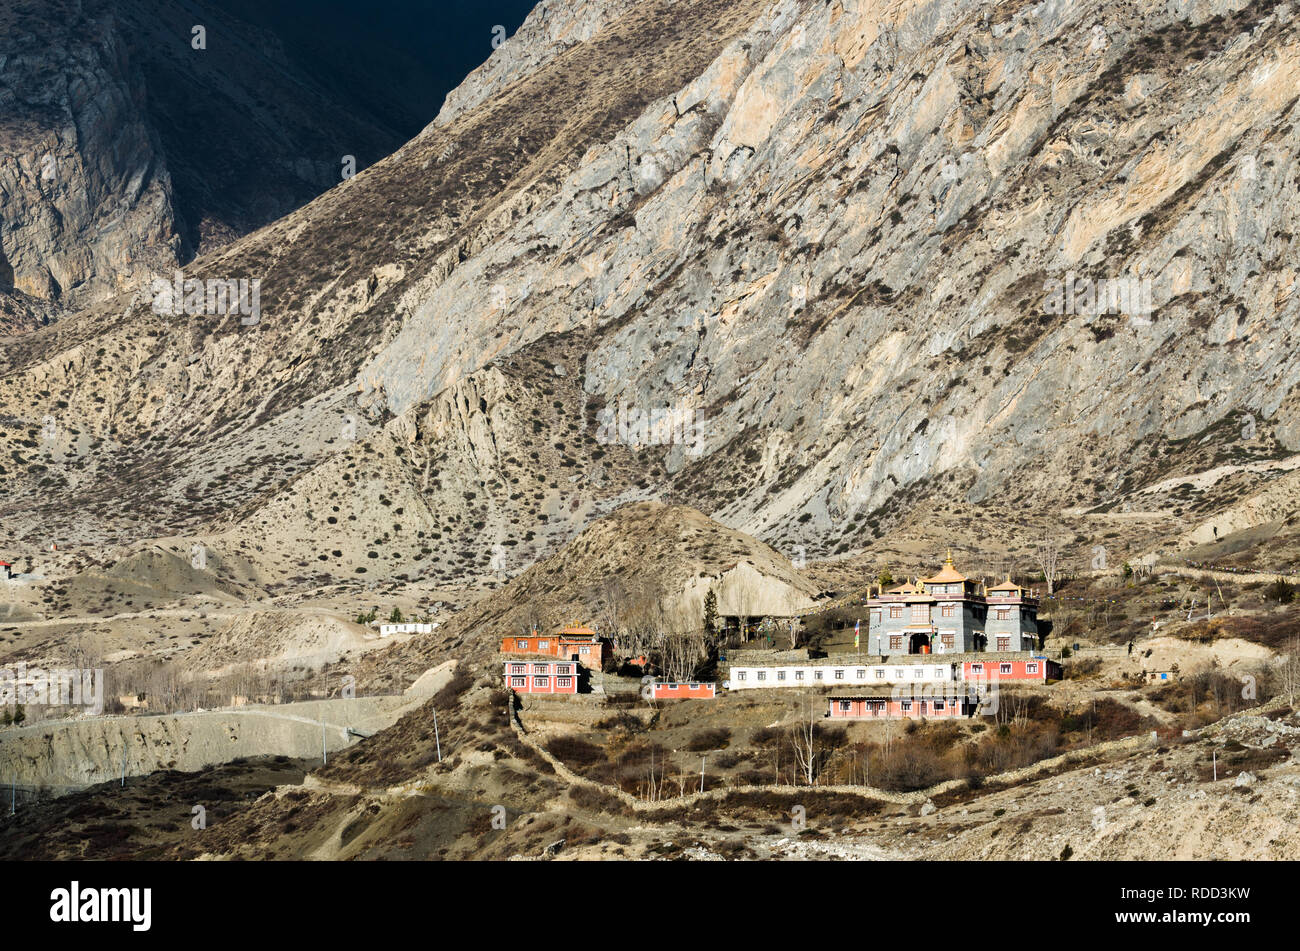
[
  {"x1": 3, "y1": 0, "x2": 1300, "y2": 601},
  {"x1": 0, "y1": 0, "x2": 468, "y2": 317}
]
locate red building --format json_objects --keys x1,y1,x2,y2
[
  {"x1": 504, "y1": 661, "x2": 580, "y2": 694},
  {"x1": 501, "y1": 624, "x2": 610, "y2": 671},
  {"x1": 650, "y1": 682, "x2": 716, "y2": 700},
  {"x1": 827, "y1": 693, "x2": 974, "y2": 719},
  {"x1": 961, "y1": 658, "x2": 1061, "y2": 682},
  {"x1": 0, "y1": 561, "x2": 12, "y2": 580},
  {"x1": 555, "y1": 625, "x2": 611, "y2": 671}
]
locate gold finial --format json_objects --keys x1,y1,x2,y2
[{"x1": 945, "y1": 548, "x2": 954, "y2": 565}]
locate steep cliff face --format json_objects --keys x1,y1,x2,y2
[
  {"x1": 2, "y1": 0, "x2": 1298, "y2": 583},
  {"x1": 0, "y1": 0, "x2": 180, "y2": 309},
  {"x1": 0, "y1": 0, "x2": 465, "y2": 315}
]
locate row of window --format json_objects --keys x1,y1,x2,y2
[
  {"x1": 509, "y1": 676, "x2": 574, "y2": 688},
  {"x1": 836, "y1": 699, "x2": 950, "y2": 712},
  {"x1": 735, "y1": 667, "x2": 947, "y2": 682},
  {"x1": 508, "y1": 663, "x2": 575, "y2": 675},
  {"x1": 883, "y1": 606, "x2": 1021, "y2": 620},
  {"x1": 970, "y1": 662, "x2": 1038, "y2": 675}
]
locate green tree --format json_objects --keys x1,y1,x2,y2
[
  {"x1": 877, "y1": 567, "x2": 894, "y2": 587},
  {"x1": 703, "y1": 589, "x2": 719, "y2": 638},
  {"x1": 389, "y1": 606, "x2": 405, "y2": 624}
]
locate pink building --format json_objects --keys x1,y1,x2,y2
[
  {"x1": 962, "y1": 658, "x2": 1061, "y2": 682},
  {"x1": 649, "y1": 682, "x2": 716, "y2": 700},
  {"x1": 827, "y1": 693, "x2": 974, "y2": 719},
  {"x1": 504, "y1": 660, "x2": 580, "y2": 694}
]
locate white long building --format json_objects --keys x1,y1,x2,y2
[{"x1": 727, "y1": 661, "x2": 957, "y2": 690}]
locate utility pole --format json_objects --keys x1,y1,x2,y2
[
  {"x1": 700, "y1": 755, "x2": 706, "y2": 793},
  {"x1": 321, "y1": 705, "x2": 327, "y2": 765},
  {"x1": 432, "y1": 708, "x2": 442, "y2": 762}
]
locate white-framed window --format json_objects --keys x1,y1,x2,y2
[
  {"x1": 510, "y1": 664, "x2": 526, "y2": 674},
  {"x1": 534, "y1": 677, "x2": 549, "y2": 687},
  {"x1": 971, "y1": 664, "x2": 983, "y2": 674},
  {"x1": 534, "y1": 664, "x2": 549, "y2": 674},
  {"x1": 839, "y1": 701, "x2": 851, "y2": 712},
  {"x1": 814, "y1": 670, "x2": 824, "y2": 681},
  {"x1": 795, "y1": 670, "x2": 805, "y2": 680},
  {"x1": 834, "y1": 669, "x2": 845, "y2": 680},
  {"x1": 856, "y1": 669, "x2": 866, "y2": 678},
  {"x1": 556, "y1": 677, "x2": 572, "y2": 688},
  {"x1": 556, "y1": 665, "x2": 572, "y2": 675},
  {"x1": 516, "y1": 640, "x2": 528, "y2": 649},
  {"x1": 894, "y1": 669, "x2": 904, "y2": 679},
  {"x1": 757, "y1": 671, "x2": 767, "y2": 681},
  {"x1": 777, "y1": 670, "x2": 787, "y2": 681},
  {"x1": 934, "y1": 668, "x2": 945, "y2": 679},
  {"x1": 579, "y1": 646, "x2": 590, "y2": 654},
  {"x1": 901, "y1": 701, "x2": 912, "y2": 712},
  {"x1": 913, "y1": 668, "x2": 924, "y2": 678},
  {"x1": 538, "y1": 640, "x2": 550, "y2": 648},
  {"x1": 737, "y1": 670, "x2": 747, "y2": 681},
  {"x1": 875, "y1": 669, "x2": 886, "y2": 679},
  {"x1": 510, "y1": 676, "x2": 526, "y2": 687},
  {"x1": 1000, "y1": 663, "x2": 1013, "y2": 674},
  {"x1": 911, "y1": 604, "x2": 928, "y2": 622},
  {"x1": 1027, "y1": 662, "x2": 1039, "y2": 674},
  {"x1": 934, "y1": 699, "x2": 946, "y2": 710}
]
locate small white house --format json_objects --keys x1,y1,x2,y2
[{"x1": 378, "y1": 621, "x2": 438, "y2": 637}]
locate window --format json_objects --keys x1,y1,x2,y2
[
  {"x1": 737, "y1": 670, "x2": 747, "y2": 681},
  {"x1": 941, "y1": 604, "x2": 955, "y2": 617},
  {"x1": 835, "y1": 669, "x2": 845, "y2": 680},
  {"x1": 889, "y1": 606, "x2": 903, "y2": 618},
  {"x1": 777, "y1": 670, "x2": 787, "y2": 681},
  {"x1": 795, "y1": 670, "x2": 805, "y2": 680},
  {"x1": 814, "y1": 670, "x2": 824, "y2": 681},
  {"x1": 757, "y1": 671, "x2": 767, "y2": 681},
  {"x1": 997, "y1": 637, "x2": 1010, "y2": 652},
  {"x1": 510, "y1": 664, "x2": 526, "y2": 674},
  {"x1": 510, "y1": 676, "x2": 526, "y2": 687},
  {"x1": 894, "y1": 669, "x2": 904, "y2": 679},
  {"x1": 556, "y1": 677, "x2": 572, "y2": 688},
  {"x1": 942, "y1": 633, "x2": 955, "y2": 648},
  {"x1": 579, "y1": 646, "x2": 589, "y2": 654},
  {"x1": 839, "y1": 701, "x2": 851, "y2": 712},
  {"x1": 1000, "y1": 663, "x2": 1013, "y2": 674},
  {"x1": 913, "y1": 668, "x2": 924, "y2": 678},
  {"x1": 556, "y1": 665, "x2": 572, "y2": 675},
  {"x1": 875, "y1": 669, "x2": 886, "y2": 679},
  {"x1": 889, "y1": 635, "x2": 903, "y2": 651},
  {"x1": 856, "y1": 669, "x2": 866, "y2": 678},
  {"x1": 538, "y1": 640, "x2": 550, "y2": 648},
  {"x1": 971, "y1": 664, "x2": 983, "y2": 674},
  {"x1": 516, "y1": 639, "x2": 528, "y2": 649},
  {"x1": 934, "y1": 699, "x2": 946, "y2": 710},
  {"x1": 901, "y1": 701, "x2": 912, "y2": 712},
  {"x1": 995, "y1": 609, "x2": 1010, "y2": 621},
  {"x1": 534, "y1": 677, "x2": 549, "y2": 687},
  {"x1": 911, "y1": 604, "x2": 928, "y2": 622},
  {"x1": 1027, "y1": 662, "x2": 1039, "y2": 674},
  {"x1": 934, "y1": 668, "x2": 945, "y2": 678},
  {"x1": 534, "y1": 664, "x2": 549, "y2": 674}
]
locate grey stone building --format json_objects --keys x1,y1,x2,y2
[{"x1": 865, "y1": 555, "x2": 1039, "y2": 655}]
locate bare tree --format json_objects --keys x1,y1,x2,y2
[
  {"x1": 786, "y1": 617, "x2": 803, "y2": 650},
  {"x1": 788, "y1": 693, "x2": 820, "y2": 785},
  {"x1": 1281, "y1": 635, "x2": 1300, "y2": 710},
  {"x1": 1036, "y1": 539, "x2": 1062, "y2": 595}
]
